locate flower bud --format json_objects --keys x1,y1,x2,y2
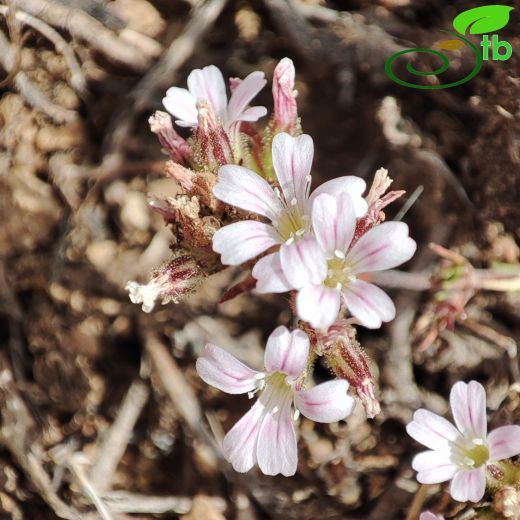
[
  {"x1": 194, "y1": 99, "x2": 234, "y2": 170},
  {"x1": 149, "y1": 111, "x2": 190, "y2": 163},
  {"x1": 164, "y1": 160, "x2": 194, "y2": 191},
  {"x1": 317, "y1": 321, "x2": 381, "y2": 418},
  {"x1": 272, "y1": 58, "x2": 298, "y2": 134},
  {"x1": 126, "y1": 255, "x2": 204, "y2": 312}
]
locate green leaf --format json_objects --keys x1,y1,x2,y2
[{"x1": 453, "y1": 5, "x2": 514, "y2": 35}]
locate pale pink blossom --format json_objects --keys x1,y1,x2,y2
[
  {"x1": 420, "y1": 512, "x2": 444, "y2": 520},
  {"x1": 212, "y1": 132, "x2": 368, "y2": 267},
  {"x1": 272, "y1": 57, "x2": 298, "y2": 133},
  {"x1": 264, "y1": 191, "x2": 415, "y2": 330},
  {"x1": 196, "y1": 326, "x2": 355, "y2": 476},
  {"x1": 163, "y1": 65, "x2": 267, "y2": 130},
  {"x1": 407, "y1": 380, "x2": 520, "y2": 503}
]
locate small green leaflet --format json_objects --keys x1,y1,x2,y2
[{"x1": 453, "y1": 5, "x2": 514, "y2": 35}]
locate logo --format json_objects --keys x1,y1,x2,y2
[{"x1": 385, "y1": 5, "x2": 514, "y2": 89}]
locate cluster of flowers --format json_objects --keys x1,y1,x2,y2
[{"x1": 127, "y1": 58, "x2": 520, "y2": 511}]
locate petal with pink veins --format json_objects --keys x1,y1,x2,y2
[
  {"x1": 214, "y1": 165, "x2": 284, "y2": 221},
  {"x1": 272, "y1": 133, "x2": 313, "y2": 209},
  {"x1": 347, "y1": 222, "x2": 416, "y2": 274},
  {"x1": 449, "y1": 381, "x2": 487, "y2": 438},
  {"x1": 227, "y1": 71, "x2": 267, "y2": 123},
  {"x1": 213, "y1": 221, "x2": 279, "y2": 266},
  {"x1": 187, "y1": 65, "x2": 227, "y2": 118},
  {"x1": 412, "y1": 449, "x2": 458, "y2": 484},
  {"x1": 406, "y1": 409, "x2": 461, "y2": 451},
  {"x1": 449, "y1": 467, "x2": 486, "y2": 502},
  {"x1": 253, "y1": 253, "x2": 292, "y2": 293},
  {"x1": 342, "y1": 279, "x2": 395, "y2": 329},
  {"x1": 312, "y1": 192, "x2": 357, "y2": 256},
  {"x1": 308, "y1": 176, "x2": 368, "y2": 217},
  {"x1": 196, "y1": 344, "x2": 260, "y2": 394},
  {"x1": 294, "y1": 380, "x2": 355, "y2": 422},
  {"x1": 296, "y1": 284, "x2": 341, "y2": 331},
  {"x1": 162, "y1": 87, "x2": 198, "y2": 127},
  {"x1": 264, "y1": 326, "x2": 309, "y2": 378},
  {"x1": 237, "y1": 106, "x2": 268, "y2": 122},
  {"x1": 256, "y1": 393, "x2": 298, "y2": 476},
  {"x1": 222, "y1": 400, "x2": 264, "y2": 473},
  {"x1": 488, "y1": 425, "x2": 520, "y2": 461},
  {"x1": 279, "y1": 237, "x2": 327, "y2": 289}
]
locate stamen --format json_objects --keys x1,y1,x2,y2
[
  {"x1": 463, "y1": 456, "x2": 475, "y2": 466},
  {"x1": 334, "y1": 249, "x2": 345, "y2": 259},
  {"x1": 272, "y1": 406, "x2": 279, "y2": 414},
  {"x1": 290, "y1": 197, "x2": 297, "y2": 206},
  {"x1": 347, "y1": 274, "x2": 357, "y2": 283},
  {"x1": 472, "y1": 438, "x2": 484, "y2": 445},
  {"x1": 293, "y1": 409, "x2": 300, "y2": 421},
  {"x1": 305, "y1": 175, "x2": 312, "y2": 183},
  {"x1": 247, "y1": 391, "x2": 255, "y2": 399},
  {"x1": 274, "y1": 187, "x2": 282, "y2": 199},
  {"x1": 285, "y1": 236, "x2": 295, "y2": 245},
  {"x1": 336, "y1": 282, "x2": 342, "y2": 290},
  {"x1": 295, "y1": 228, "x2": 305, "y2": 237}
]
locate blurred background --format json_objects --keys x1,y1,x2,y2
[{"x1": 0, "y1": 0, "x2": 519, "y2": 518}]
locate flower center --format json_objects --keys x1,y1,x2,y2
[
  {"x1": 324, "y1": 254, "x2": 356, "y2": 289},
  {"x1": 451, "y1": 437, "x2": 490, "y2": 469},
  {"x1": 276, "y1": 206, "x2": 308, "y2": 245}
]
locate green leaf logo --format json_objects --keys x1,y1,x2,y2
[{"x1": 453, "y1": 5, "x2": 514, "y2": 35}]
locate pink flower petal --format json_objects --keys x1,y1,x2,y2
[
  {"x1": 412, "y1": 449, "x2": 458, "y2": 484},
  {"x1": 187, "y1": 65, "x2": 227, "y2": 119},
  {"x1": 227, "y1": 71, "x2": 267, "y2": 123},
  {"x1": 342, "y1": 280, "x2": 395, "y2": 329},
  {"x1": 312, "y1": 192, "x2": 356, "y2": 256},
  {"x1": 488, "y1": 425, "x2": 520, "y2": 461},
  {"x1": 256, "y1": 393, "x2": 298, "y2": 476},
  {"x1": 213, "y1": 221, "x2": 279, "y2": 265},
  {"x1": 420, "y1": 512, "x2": 444, "y2": 520},
  {"x1": 252, "y1": 253, "x2": 292, "y2": 293},
  {"x1": 346, "y1": 222, "x2": 416, "y2": 274},
  {"x1": 272, "y1": 133, "x2": 313, "y2": 209},
  {"x1": 196, "y1": 344, "x2": 260, "y2": 394},
  {"x1": 237, "y1": 106, "x2": 268, "y2": 122},
  {"x1": 449, "y1": 381, "x2": 487, "y2": 438},
  {"x1": 406, "y1": 409, "x2": 461, "y2": 451},
  {"x1": 264, "y1": 326, "x2": 309, "y2": 378},
  {"x1": 308, "y1": 176, "x2": 368, "y2": 217},
  {"x1": 279, "y1": 237, "x2": 327, "y2": 289},
  {"x1": 214, "y1": 165, "x2": 283, "y2": 221},
  {"x1": 162, "y1": 87, "x2": 198, "y2": 127},
  {"x1": 294, "y1": 380, "x2": 355, "y2": 423},
  {"x1": 296, "y1": 284, "x2": 341, "y2": 331},
  {"x1": 222, "y1": 399, "x2": 263, "y2": 473},
  {"x1": 449, "y1": 467, "x2": 486, "y2": 503}
]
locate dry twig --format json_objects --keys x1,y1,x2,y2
[
  {"x1": 0, "y1": 28, "x2": 77, "y2": 122},
  {"x1": 11, "y1": 0, "x2": 153, "y2": 71},
  {"x1": 90, "y1": 379, "x2": 150, "y2": 492}
]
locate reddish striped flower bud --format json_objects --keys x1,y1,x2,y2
[
  {"x1": 149, "y1": 111, "x2": 190, "y2": 163},
  {"x1": 272, "y1": 58, "x2": 298, "y2": 134},
  {"x1": 126, "y1": 255, "x2": 204, "y2": 312}
]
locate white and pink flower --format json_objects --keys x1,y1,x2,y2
[
  {"x1": 196, "y1": 326, "x2": 355, "y2": 476},
  {"x1": 407, "y1": 380, "x2": 520, "y2": 503},
  {"x1": 255, "y1": 191, "x2": 416, "y2": 330},
  {"x1": 420, "y1": 513, "x2": 444, "y2": 520},
  {"x1": 212, "y1": 132, "x2": 368, "y2": 266},
  {"x1": 163, "y1": 65, "x2": 267, "y2": 130}
]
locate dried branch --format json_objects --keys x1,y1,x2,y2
[
  {"x1": 0, "y1": 5, "x2": 87, "y2": 94},
  {"x1": 0, "y1": 29, "x2": 77, "y2": 123},
  {"x1": 0, "y1": 357, "x2": 82, "y2": 520},
  {"x1": 90, "y1": 379, "x2": 150, "y2": 492},
  {"x1": 10, "y1": 0, "x2": 153, "y2": 72},
  {"x1": 101, "y1": 491, "x2": 192, "y2": 515}
]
